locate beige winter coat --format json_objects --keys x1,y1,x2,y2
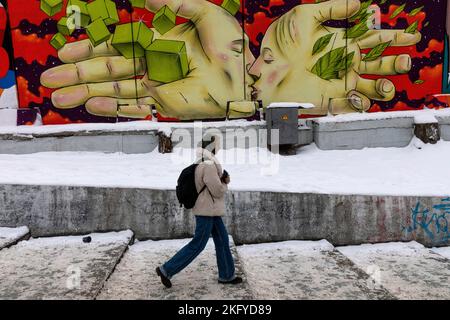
[{"x1": 192, "y1": 150, "x2": 228, "y2": 217}]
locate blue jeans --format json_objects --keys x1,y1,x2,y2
[{"x1": 160, "y1": 216, "x2": 236, "y2": 282}]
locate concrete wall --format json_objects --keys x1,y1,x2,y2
[
  {"x1": 1, "y1": 184, "x2": 448, "y2": 247},
  {"x1": 0, "y1": 131, "x2": 159, "y2": 154},
  {"x1": 1, "y1": 114, "x2": 449, "y2": 154},
  {"x1": 313, "y1": 118, "x2": 414, "y2": 150}
]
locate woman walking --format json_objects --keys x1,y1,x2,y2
[{"x1": 156, "y1": 138, "x2": 242, "y2": 288}]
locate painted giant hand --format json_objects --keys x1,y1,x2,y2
[
  {"x1": 249, "y1": 0, "x2": 422, "y2": 115},
  {"x1": 41, "y1": 0, "x2": 256, "y2": 120}
]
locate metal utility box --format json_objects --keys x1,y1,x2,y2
[
  {"x1": 266, "y1": 104, "x2": 300, "y2": 147},
  {"x1": 266, "y1": 103, "x2": 315, "y2": 148}
]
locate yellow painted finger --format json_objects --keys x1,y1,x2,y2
[
  {"x1": 51, "y1": 80, "x2": 147, "y2": 109},
  {"x1": 359, "y1": 54, "x2": 412, "y2": 75},
  {"x1": 85, "y1": 97, "x2": 156, "y2": 118},
  {"x1": 41, "y1": 56, "x2": 146, "y2": 88},
  {"x1": 58, "y1": 39, "x2": 120, "y2": 63},
  {"x1": 356, "y1": 77, "x2": 396, "y2": 101},
  {"x1": 356, "y1": 30, "x2": 421, "y2": 49}
]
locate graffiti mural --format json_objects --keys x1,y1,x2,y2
[
  {"x1": 1, "y1": 0, "x2": 449, "y2": 124},
  {"x1": 404, "y1": 198, "x2": 450, "y2": 244},
  {"x1": 0, "y1": 0, "x2": 17, "y2": 111}
]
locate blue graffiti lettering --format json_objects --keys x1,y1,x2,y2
[{"x1": 404, "y1": 199, "x2": 450, "y2": 244}]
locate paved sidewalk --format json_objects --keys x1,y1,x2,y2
[
  {"x1": 237, "y1": 240, "x2": 393, "y2": 300},
  {"x1": 1, "y1": 228, "x2": 449, "y2": 300},
  {"x1": 98, "y1": 237, "x2": 252, "y2": 300},
  {"x1": 337, "y1": 242, "x2": 450, "y2": 300},
  {"x1": 0, "y1": 230, "x2": 133, "y2": 300}
]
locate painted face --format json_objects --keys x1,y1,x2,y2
[
  {"x1": 197, "y1": 15, "x2": 256, "y2": 115},
  {"x1": 248, "y1": 13, "x2": 297, "y2": 106},
  {"x1": 153, "y1": 13, "x2": 256, "y2": 120}
]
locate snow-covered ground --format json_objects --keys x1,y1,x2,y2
[
  {"x1": 0, "y1": 226, "x2": 29, "y2": 249},
  {"x1": 0, "y1": 230, "x2": 133, "y2": 300},
  {"x1": 1, "y1": 231, "x2": 450, "y2": 300},
  {"x1": 337, "y1": 242, "x2": 450, "y2": 300},
  {"x1": 99, "y1": 237, "x2": 252, "y2": 300},
  {"x1": 0, "y1": 139, "x2": 449, "y2": 196},
  {"x1": 237, "y1": 240, "x2": 393, "y2": 300}
]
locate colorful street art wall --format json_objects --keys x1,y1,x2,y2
[
  {"x1": 0, "y1": 0, "x2": 18, "y2": 111},
  {"x1": 0, "y1": 0, "x2": 448, "y2": 125}
]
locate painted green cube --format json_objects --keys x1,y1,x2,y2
[
  {"x1": 111, "y1": 22, "x2": 154, "y2": 59},
  {"x1": 152, "y1": 5, "x2": 176, "y2": 35},
  {"x1": 86, "y1": 19, "x2": 111, "y2": 47},
  {"x1": 40, "y1": 0, "x2": 63, "y2": 17},
  {"x1": 130, "y1": 0, "x2": 145, "y2": 8},
  {"x1": 57, "y1": 17, "x2": 75, "y2": 36},
  {"x1": 87, "y1": 0, "x2": 119, "y2": 26},
  {"x1": 50, "y1": 33, "x2": 67, "y2": 50},
  {"x1": 221, "y1": 0, "x2": 240, "y2": 16},
  {"x1": 146, "y1": 40, "x2": 189, "y2": 83},
  {"x1": 66, "y1": 0, "x2": 91, "y2": 28}
]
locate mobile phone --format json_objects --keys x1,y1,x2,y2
[{"x1": 221, "y1": 170, "x2": 229, "y2": 182}]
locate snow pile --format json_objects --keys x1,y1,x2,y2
[
  {"x1": 1, "y1": 139, "x2": 449, "y2": 196},
  {"x1": 431, "y1": 247, "x2": 450, "y2": 260},
  {"x1": 21, "y1": 230, "x2": 133, "y2": 248},
  {"x1": 0, "y1": 226, "x2": 29, "y2": 249},
  {"x1": 414, "y1": 113, "x2": 438, "y2": 124},
  {"x1": 337, "y1": 241, "x2": 425, "y2": 257},
  {"x1": 0, "y1": 226, "x2": 29, "y2": 240}
]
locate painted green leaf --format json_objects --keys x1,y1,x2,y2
[
  {"x1": 414, "y1": 80, "x2": 424, "y2": 84},
  {"x1": 349, "y1": 0, "x2": 373, "y2": 22},
  {"x1": 409, "y1": 6, "x2": 424, "y2": 16},
  {"x1": 390, "y1": 3, "x2": 406, "y2": 19},
  {"x1": 363, "y1": 41, "x2": 391, "y2": 62},
  {"x1": 312, "y1": 33, "x2": 334, "y2": 55},
  {"x1": 311, "y1": 47, "x2": 355, "y2": 80},
  {"x1": 405, "y1": 20, "x2": 419, "y2": 34},
  {"x1": 380, "y1": 0, "x2": 387, "y2": 4},
  {"x1": 424, "y1": 21, "x2": 429, "y2": 27},
  {"x1": 345, "y1": 17, "x2": 369, "y2": 39},
  {"x1": 336, "y1": 51, "x2": 355, "y2": 72}
]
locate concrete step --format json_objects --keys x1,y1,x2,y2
[
  {"x1": 97, "y1": 236, "x2": 253, "y2": 300},
  {"x1": 0, "y1": 230, "x2": 133, "y2": 300},
  {"x1": 337, "y1": 242, "x2": 450, "y2": 300},
  {"x1": 0, "y1": 226, "x2": 29, "y2": 250},
  {"x1": 236, "y1": 240, "x2": 394, "y2": 300}
]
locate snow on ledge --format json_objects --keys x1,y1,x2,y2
[
  {"x1": 20, "y1": 230, "x2": 134, "y2": 248},
  {"x1": 414, "y1": 113, "x2": 438, "y2": 124},
  {"x1": 267, "y1": 102, "x2": 315, "y2": 109},
  {"x1": 314, "y1": 108, "x2": 450, "y2": 124},
  {"x1": 0, "y1": 226, "x2": 29, "y2": 240},
  {"x1": 0, "y1": 119, "x2": 265, "y2": 136},
  {"x1": 337, "y1": 241, "x2": 425, "y2": 256}
]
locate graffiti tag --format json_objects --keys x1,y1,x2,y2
[{"x1": 404, "y1": 198, "x2": 450, "y2": 244}]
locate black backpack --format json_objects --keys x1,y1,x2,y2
[{"x1": 176, "y1": 164, "x2": 207, "y2": 209}]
